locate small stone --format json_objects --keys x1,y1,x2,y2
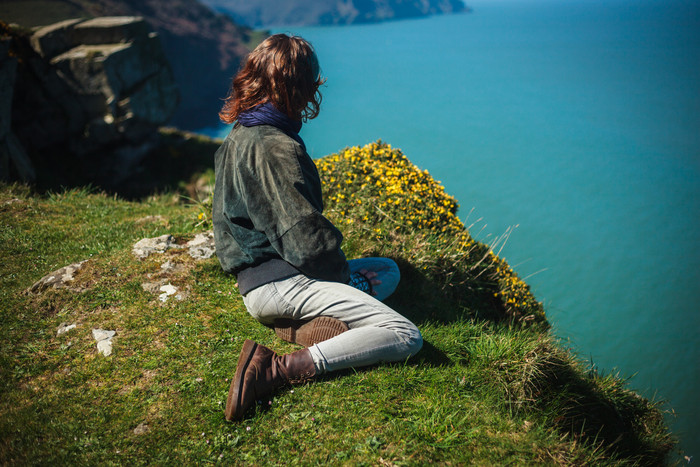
[
  {"x1": 92, "y1": 328, "x2": 116, "y2": 356},
  {"x1": 56, "y1": 323, "x2": 77, "y2": 336},
  {"x1": 132, "y1": 235, "x2": 179, "y2": 259},
  {"x1": 158, "y1": 283, "x2": 177, "y2": 302},
  {"x1": 133, "y1": 423, "x2": 149, "y2": 435},
  {"x1": 92, "y1": 329, "x2": 116, "y2": 341},
  {"x1": 187, "y1": 231, "x2": 215, "y2": 260},
  {"x1": 28, "y1": 261, "x2": 88, "y2": 294},
  {"x1": 97, "y1": 339, "x2": 113, "y2": 356}
]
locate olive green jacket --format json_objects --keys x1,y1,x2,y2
[{"x1": 212, "y1": 123, "x2": 350, "y2": 290}]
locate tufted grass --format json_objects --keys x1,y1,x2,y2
[{"x1": 0, "y1": 138, "x2": 676, "y2": 465}]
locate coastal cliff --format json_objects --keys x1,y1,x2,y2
[
  {"x1": 68, "y1": 0, "x2": 260, "y2": 130},
  {"x1": 0, "y1": 6, "x2": 677, "y2": 464},
  {"x1": 1, "y1": 17, "x2": 177, "y2": 188},
  {"x1": 200, "y1": 0, "x2": 469, "y2": 27},
  {"x1": 0, "y1": 138, "x2": 675, "y2": 464},
  {"x1": 1, "y1": 0, "x2": 262, "y2": 130}
]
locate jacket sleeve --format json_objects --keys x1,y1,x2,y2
[{"x1": 238, "y1": 137, "x2": 350, "y2": 283}]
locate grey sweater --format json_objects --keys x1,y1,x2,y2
[{"x1": 212, "y1": 123, "x2": 350, "y2": 294}]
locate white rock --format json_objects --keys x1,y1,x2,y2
[
  {"x1": 92, "y1": 328, "x2": 116, "y2": 356},
  {"x1": 132, "y1": 234, "x2": 178, "y2": 259},
  {"x1": 187, "y1": 231, "x2": 215, "y2": 260},
  {"x1": 158, "y1": 283, "x2": 177, "y2": 302},
  {"x1": 186, "y1": 231, "x2": 212, "y2": 247},
  {"x1": 92, "y1": 328, "x2": 116, "y2": 342},
  {"x1": 57, "y1": 323, "x2": 77, "y2": 336},
  {"x1": 97, "y1": 339, "x2": 113, "y2": 356},
  {"x1": 133, "y1": 423, "x2": 149, "y2": 435},
  {"x1": 28, "y1": 261, "x2": 88, "y2": 294}
]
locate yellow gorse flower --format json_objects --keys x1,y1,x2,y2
[
  {"x1": 317, "y1": 141, "x2": 464, "y2": 236},
  {"x1": 317, "y1": 140, "x2": 545, "y2": 324}
]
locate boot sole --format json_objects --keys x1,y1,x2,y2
[
  {"x1": 225, "y1": 339, "x2": 258, "y2": 421},
  {"x1": 274, "y1": 316, "x2": 349, "y2": 347}
]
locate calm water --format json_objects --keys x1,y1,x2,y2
[{"x1": 204, "y1": 0, "x2": 700, "y2": 455}]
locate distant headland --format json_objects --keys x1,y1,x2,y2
[{"x1": 199, "y1": 0, "x2": 470, "y2": 28}]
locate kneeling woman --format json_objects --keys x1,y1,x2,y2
[{"x1": 213, "y1": 34, "x2": 423, "y2": 421}]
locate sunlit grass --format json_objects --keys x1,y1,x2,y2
[{"x1": 0, "y1": 140, "x2": 675, "y2": 465}]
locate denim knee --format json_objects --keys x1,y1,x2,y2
[{"x1": 399, "y1": 325, "x2": 423, "y2": 358}]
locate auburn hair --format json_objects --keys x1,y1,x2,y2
[{"x1": 219, "y1": 34, "x2": 324, "y2": 123}]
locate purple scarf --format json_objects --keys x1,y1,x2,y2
[{"x1": 238, "y1": 102, "x2": 306, "y2": 150}]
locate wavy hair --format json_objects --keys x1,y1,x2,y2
[{"x1": 219, "y1": 34, "x2": 324, "y2": 123}]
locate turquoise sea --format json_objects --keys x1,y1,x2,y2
[{"x1": 203, "y1": 0, "x2": 700, "y2": 456}]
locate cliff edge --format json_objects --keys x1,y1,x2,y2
[{"x1": 0, "y1": 139, "x2": 675, "y2": 464}]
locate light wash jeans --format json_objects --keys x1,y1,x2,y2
[{"x1": 241, "y1": 258, "x2": 423, "y2": 374}]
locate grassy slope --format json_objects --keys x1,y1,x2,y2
[{"x1": 0, "y1": 138, "x2": 674, "y2": 465}]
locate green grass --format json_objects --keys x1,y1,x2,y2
[
  {"x1": 242, "y1": 29, "x2": 270, "y2": 51},
  {"x1": 0, "y1": 140, "x2": 676, "y2": 465}
]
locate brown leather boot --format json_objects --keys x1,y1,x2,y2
[
  {"x1": 274, "y1": 316, "x2": 349, "y2": 347},
  {"x1": 225, "y1": 339, "x2": 316, "y2": 421}
]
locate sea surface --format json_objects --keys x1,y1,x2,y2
[{"x1": 202, "y1": 0, "x2": 700, "y2": 456}]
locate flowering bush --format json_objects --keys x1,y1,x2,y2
[
  {"x1": 318, "y1": 141, "x2": 545, "y2": 325},
  {"x1": 319, "y1": 142, "x2": 464, "y2": 236}
]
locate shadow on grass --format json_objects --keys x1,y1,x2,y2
[
  {"x1": 31, "y1": 129, "x2": 220, "y2": 200},
  {"x1": 385, "y1": 258, "x2": 510, "y2": 327},
  {"x1": 113, "y1": 130, "x2": 220, "y2": 199},
  {"x1": 409, "y1": 339, "x2": 452, "y2": 367},
  {"x1": 382, "y1": 257, "x2": 672, "y2": 463},
  {"x1": 538, "y1": 363, "x2": 673, "y2": 464}
]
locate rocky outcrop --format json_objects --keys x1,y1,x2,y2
[
  {"x1": 0, "y1": 37, "x2": 35, "y2": 182},
  {"x1": 2, "y1": 17, "x2": 178, "y2": 188},
  {"x1": 132, "y1": 234, "x2": 181, "y2": 259},
  {"x1": 27, "y1": 260, "x2": 89, "y2": 294},
  {"x1": 131, "y1": 232, "x2": 215, "y2": 260},
  {"x1": 69, "y1": 0, "x2": 258, "y2": 130},
  {"x1": 200, "y1": 0, "x2": 468, "y2": 27},
  {"x1": 92, "y1": 328, "x2": 116, "y2": 356}
]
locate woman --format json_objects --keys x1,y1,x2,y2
[{"x1": 213, "y1": 34, "x2": 423, "y2": 421}]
